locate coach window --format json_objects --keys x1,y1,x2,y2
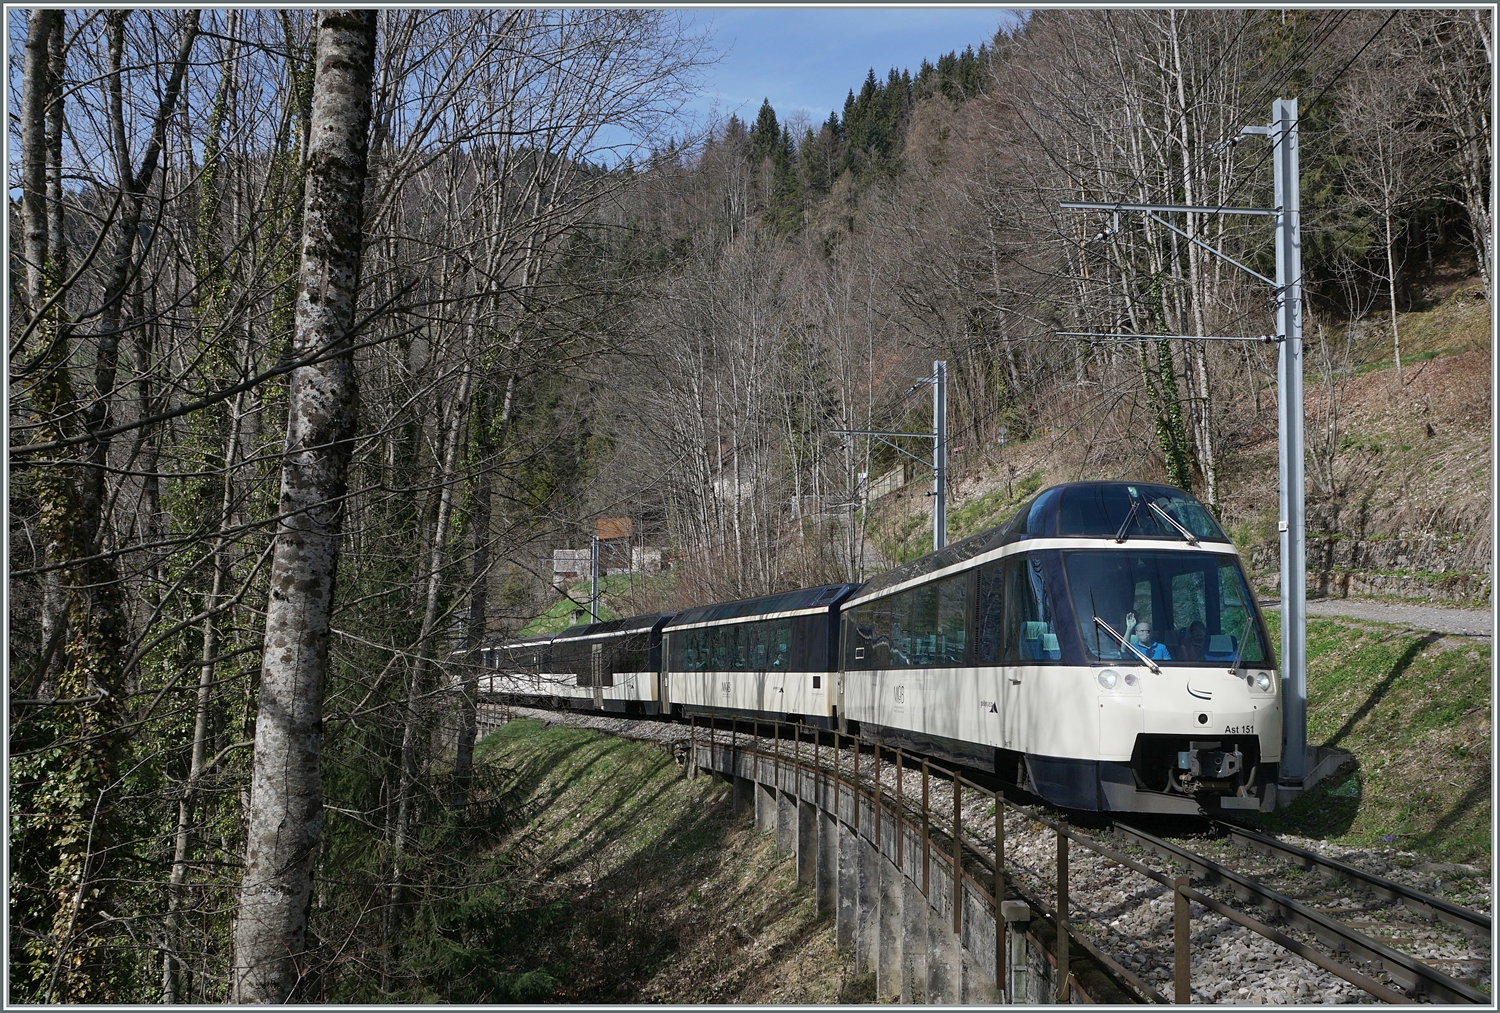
[
  {"x1": 721, "y1": 624, "x2": 742, "y2": 670},
  {"x1": 717, "y1": 627, "x2": 735, "y2": 672},
  {"x1": 937, "y1": 575, "x2": 966, "y2": 665},
  {"x1": 871, "y1": 597, "x2": 894, "y2": 669},
  {"x1": 910, "y1": 583, "x2": 939, "y2": 665},
  {"x1": 616, "y1": 633, "x2": 649, "y2": 674},
  {"x1": 769, "y1": 619, "x2": 791, "y2": 669},
  {"x1": 1003, "y1": 554, "x2": 1061, "y2": 662},
  {"x1": 677, "y1": 630, "x2": 699, "y2": 671},
  {"x1": 976, "y1": 563, "x2": 1004, "y2": 663},
  {"x1": 748, "y1": 622, "x2": 769, "y2": 670},
  {"x1": 884, "y1": 591, "x2": 913, "y2": 667}
]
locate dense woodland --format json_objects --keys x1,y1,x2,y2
[{"x1": 7, "y1": 8, "x2": 1491, "y2": 1002}]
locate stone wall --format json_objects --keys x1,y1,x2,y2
[{"x1": 1250, "y1": 534, "x2": 1491, "y2": 605}]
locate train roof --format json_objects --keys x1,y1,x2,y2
[
  {"x1": 550, "y1": 612, "x2": 674, "y2": 642},
  {"x1": 495, "y1": 633, "x2": 556, "y2": 650},
  {"x1": 853, "y1": 480, "x2": 1228, "y2": 598},
  {"x1": 662, "y1": 583, "x2": 860, "y2": 630}
]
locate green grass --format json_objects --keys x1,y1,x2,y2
[
  {"x1": 869, "y1": 468, "x2": 1045, "y2": 564},
  {"x1": 517, "y1": 574, "x2": 642, "y2": 635},
  {"x1": 1243, "y1": 613, "x2": 1491, "y2": 862},
  {"x1": 948, "y1": 469, "x2": 1044, "y2": 541}
]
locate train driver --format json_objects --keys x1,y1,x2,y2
[{"x1": 1130, "y1": 620, "x2": 1172, "y2": 660}]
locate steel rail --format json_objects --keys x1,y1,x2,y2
[
  {"x1": 992, "y1": 802, "x2": 1411, "y2": 1004},
  {"x1": 1213, "y1": 818, "x2": 1492, "y2": 940},
  {"x1": 1113, "y1": 821, "x2": 1488, "y2": 1004}
]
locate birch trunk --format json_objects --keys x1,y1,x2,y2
[
  {"x1": 20, "y1": 11, "x2": 56, "y2": 313},
  {"x1": 231, "y1": 11, "x2": 376, "y2": 1003}
]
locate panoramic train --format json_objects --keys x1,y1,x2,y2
[{"x1": 472, "y1": 481, "x2": 1282, "y2": 815}]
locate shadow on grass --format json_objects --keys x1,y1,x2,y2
[
  {"x1": 1324, "y1": 633, "x2": 1440, "y2": 751},
  {"x1": 1411, "y1": 770, "x2": 1492, "y2": 858},
  {"x1": 461, "y1": 723, "x2": 799, "y2": 1001},
  {"x1": 1245, "y1": 760, "x2": 1363, "y2": 839}
]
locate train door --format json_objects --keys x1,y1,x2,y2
[
  {"x1": 998, "y1": 553, "x2": 1063, "y2": 755},
  {"x1": 590, "y1": 643, "x2": 604, "y2": 709}
]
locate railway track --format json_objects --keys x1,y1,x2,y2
[
  {"x1": 482, "y1": 704, "x2": 1491, "y2": 1003},
  {"x1": 1209, "y1": 819, "x2": 1491, "y2": 940},
  {"x1": 1107, "y1": 821, "x2": 1490, "y2": 1003}
]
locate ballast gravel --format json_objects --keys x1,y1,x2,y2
[{"x1": 480, "y1": 706, "x2": 1492, "y2": 1003}]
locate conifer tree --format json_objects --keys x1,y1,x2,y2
[
  {"x1": 767, "y1": 125, "x2": 803, "y2": 234},
  {"x1": 749, "y1": 98, "x2": 780, "y2": 166}
]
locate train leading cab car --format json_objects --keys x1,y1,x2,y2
[{"x1": 839, "y1": 481, "x2": 1280, "y2": 814}]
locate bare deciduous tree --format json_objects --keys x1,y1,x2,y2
[{"x1": 230, "y1": 11, "x2": 377, "y2": 1003}]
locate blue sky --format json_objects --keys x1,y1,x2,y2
[{"x1": 686, "y1": 7, "x2": 1025, "y2": 131}]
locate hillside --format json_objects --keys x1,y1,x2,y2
[
  {"x1": 396, "y1": 718, "x2": 861, "y2": 1003},
  {"x1": 1250, "y1": 613, "x2": 1491, "y2": 869},
  {"x1": 864, "y1": 275, "x2": 1492, "y2": 606}
]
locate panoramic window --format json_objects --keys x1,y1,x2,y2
[
  {"x1": 768, "y1": 619, "x2": 791, "y2": 669},
  {"x1": 1057, "y1": 483, "x2": 1228, "y2": 542},
  {"x1": 976, "y1": 563, "x2": 1004, "y2": 663},
  {"x1": 936, "y1": 575, "x2": 967, "y2": 665},
  {"x1": 1002, "y1": 554, "x2": 1061, "y2": 662},
  {"x1": 1063, "y1": 550, "x2": 1269, "y2": 666},
  {"x1": 614, "y1": 633, "x2": 650, "y2": 674}
]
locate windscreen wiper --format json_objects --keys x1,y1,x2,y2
[
  {"x1": 1148, "y1": 500, "x2": 1200, "y2": 545},
  {"x1": 1227, "y1": 627, "x2": 1248, "y2": 674},
  {"x1": 1092, "y1": 614, "x2": 1161, "y2": 674},
  {"x1": 1114, "y1": 499, "x2": 1141, "y2": 543}
]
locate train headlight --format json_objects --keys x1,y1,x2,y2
[
  {"x1": 1252, "y1": 671, "x2": 1274, "y2": 692},
  {"x1": 1096, "y1": 669, "x2": 1119, "y2": 690}
]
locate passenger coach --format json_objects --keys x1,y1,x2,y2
[
  {"x1": 661, "y1": 583, "x2": 860, "y2": 727},
  {"x1": 479, "y1": 615, "x2": 672, "y2": 714}
]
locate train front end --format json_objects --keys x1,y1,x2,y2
[{"x1": 1001, "y1": 482, "x2": 1281, "y2": 815}]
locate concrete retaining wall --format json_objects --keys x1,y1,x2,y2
[{"x1": 692, "y1": 739, "x2": 1096, "y2": 1004}]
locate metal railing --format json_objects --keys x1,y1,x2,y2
[{"x1": 688, "y1": 714, "x2": 1415, "y2": 1006}]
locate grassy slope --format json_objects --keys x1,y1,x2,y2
[
  {"x1": 1243, "y1": 613, "x2": 1491, "y2": 863},
  {"x1": 460, "y1": 719, "x2": 864, "y2": 1003},
  {"x1": 517, "y1": 574, "x2": 638, "y2": 635}
]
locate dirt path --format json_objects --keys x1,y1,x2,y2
[{"x1": 1260, "y1": 597, "x2": 1492, "y2": 638}]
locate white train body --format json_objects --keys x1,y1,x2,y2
[{"x1": 478, "y1": 482, "x2": 1282, "y2": 815}]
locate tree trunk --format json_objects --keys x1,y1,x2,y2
[
  {"x1": 454, "y1": 378, "x2": 502, "y2": 796},
  {"x1": 231, "y1": 11, "x2": 376, "y2": 1003},
  {"x1": 20, "y1": 11, "x2": 57, "y2": 314},
  {"x1": 384, "y1": 369, "x2": 471, "y2": 984},
  {"x1": 1384, "y1": 209, "x2": 1402, "y2": 386}
]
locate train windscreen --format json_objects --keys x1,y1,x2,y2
[{"x1": 1062, "y1": 550, "x2": 1269, "y2": 666}]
